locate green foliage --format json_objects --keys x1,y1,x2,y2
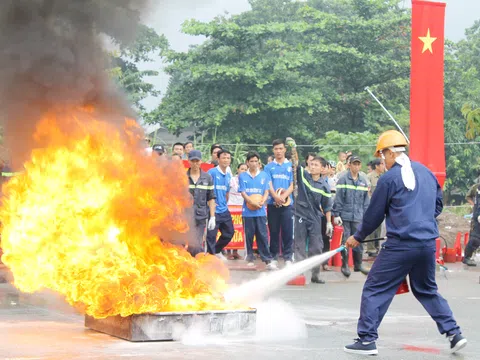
[
  {"x1": 313, "y1": 130, "x2": 378, "y2": 164},
  {"x1": 151, "y1": 0, "x2": 410, "y2": 145},
  {"x1": 442, "y1": 23, "x2": 480, "y2": 196},
  {"x1": 109, "y1": 25, "x2": 169, "y2": 117},
  {"x1": 462, "y1": 103, "x2": 480, "y2": 140}
]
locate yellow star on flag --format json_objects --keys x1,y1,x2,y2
[{"x1": 419, "y1": 28, "x2": 437, "y2": 54}]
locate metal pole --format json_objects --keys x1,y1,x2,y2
[{"x1": 365, "y1": 87, "x2": 410, "y2": 143}]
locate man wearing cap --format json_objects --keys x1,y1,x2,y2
[
  {"x1": 333, "y1": 155, "x2": 370, "y2": 277},
  {"x1": 186, "y1": 150, "x2": 216, "y2": 256},
  {"x1": 343, "y1": 130, "x2": 466, "y2": 355},
  {"x1": 152, "y1": 144, "x2": 166, "y2": 158}
]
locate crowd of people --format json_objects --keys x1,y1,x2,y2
[{"x1": 145, "y1": 137, "x2": 391, "y2": 282}]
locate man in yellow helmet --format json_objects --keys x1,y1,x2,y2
[{"x1": 343, "y1": 130, "x2": 466, "y2": 356}]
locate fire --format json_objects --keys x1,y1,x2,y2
[{"x1": 0, "y1": 109, "x2": 232, "y2": 318}]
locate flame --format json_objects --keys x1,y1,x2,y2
[{"x1": 0, "y1": 109, "x2": 232, "y2": 318}]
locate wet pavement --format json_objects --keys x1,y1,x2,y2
[{"x1": 0, "y1": 262, "x2": 479, "y2": 360}]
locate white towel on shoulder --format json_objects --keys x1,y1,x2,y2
[{"x1": 395, "y1": 153, "x2": 415, "y2": 191}]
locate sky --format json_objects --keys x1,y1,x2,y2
[{"x1": 139, "y1": 0, "x2": 480, "y2": 117}]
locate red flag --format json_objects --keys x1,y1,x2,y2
[{"x1": 409, "y1": 0, "x2": 446, "y2": 187}]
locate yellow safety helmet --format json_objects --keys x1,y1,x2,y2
[{"x1": 374, "y1": 130, "x2": 408, "y2": 157}]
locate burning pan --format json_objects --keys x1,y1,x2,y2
[{"x1": 85, "y1": 309, "x2": 256, "y2": 342}]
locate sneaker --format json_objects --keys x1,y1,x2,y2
[
  {"x1": 215, "y1": 253, "x2": 228, "y2": 262},
  {"x1": 247, "y1": 262, "x2": 255, "y2": 267},
  {"x1": 271, "y1": 259, "x2": 278, "y2": 267},
  {"x1": 285, "y1": 260, "x2": 293, "y2": 267},
  {"x1": 449, "y1": 334, "x2": 467, "y2": 354},
  {"x1": 266, "y1": 262, "x2": 279, "y2": 271},
  {"x1": 344, "y1": 338, "x2": 378, "y2": 355}
]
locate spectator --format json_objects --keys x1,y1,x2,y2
[
  {"x1": 206, "y1": 150, "x2": 235, "y2": 260},
  {"x1": 466, "y1": 172, "x2": 480, "y2": 206},
  {"x1": 227, "y1": 162, "x2": 248, "y2": 260},
  {"x1": 303, "y1": 152, "x2": 316, "y2": 171},
  {"x1": 365, "y1": 158, "x2": 386, "y2": 257},
  {"x1": 265, "y1": 139, "x2": 294, "y2": 266},
  {"x1": 367, "y1": 161, "x2": 374, "y2": 174},
  {"x1": 338, "y1": 151, "x2": 348, "y2": 164},
  {"x1": 207, "y1": 144, "x2": 222, "y2": 166},
  {"x1": 267, "y1": 155, "x2": 274, "y2": 164},
  {"x1": 144, "y1": 137, "x2": 152, "y2": 155},
  {"x1": 336, "y1": 161, "x2": 346, "y2": 174},
  {"x1": 183, "y1": 141, "x2": 194, "y2": 159},
  {"x1": 171, "y1": 154, "x2": 182, "y2": 161},
  {"x1": 327, "y1": 161, "x2": 338, "y2": 194},
  {"x1": 172, "y1": 142, "x2": 184, "y2": 158},
  {"x1": 333, "y1": 155, "x2": 370, "y2": 276},
  {"x1": 152, "y1": 144, "x2": 166, "y2": 160},
  {"x1": 186, "y1": 150, "x2": 216, "y2": 256},
  {"x1": 240, "y1": 151, "x2": 278, "y2": 270},
  {"x1": 228, "y1": 163, "x2": 248, "y2": 206}
]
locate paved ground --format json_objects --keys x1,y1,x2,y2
[{"x1": 0, "y1": 261, "x2": 479, "y2": 360}]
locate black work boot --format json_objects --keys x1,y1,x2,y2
[
  {"x1": 311, "y1": 266, "x2": 326, "y2": 284},
  {"x1": 353, "y1": 251, "x2": 369, "y2": 275},
  {"x1": 463, "y1": 246, "x2": 477, "y2": 267},
  {"x1": 341, "y1": 249, "x2": 351, "y2": 278}
]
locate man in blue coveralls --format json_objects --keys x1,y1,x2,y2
[
  {"x1": 206, "y1": 150, "x2": 235, "y2": 259},
  {"x1": 343, "y1": 130, "x2": 467, "y2": 355}
]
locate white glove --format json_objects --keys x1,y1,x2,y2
[
  {"x1": 326, "y1": 222, "x2": 334, "y2": 237},
  {"x1": 477, "y1": 215, "x2": 480, "y2": 224},
  {"x1": 334, "y1": 217, "x2": 343, "y2": 226},
  {"x1": 207, "y1": 217, "x2": 216, "y2": 231}
]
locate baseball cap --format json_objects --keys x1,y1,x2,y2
[
  {"x1": 152, "y1": 144, "x2": 165, "y2": 154},
  {"x1": 188, "y1": 150, "x2": 202, "y2": 161},
  {"x1": 350, "y1": 155, "x2": 361, "y2": 163}
]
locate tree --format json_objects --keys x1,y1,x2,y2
[
  {"x1": 109, "y1": 25, "x2": 169, "y2": 118},
  {"x1": 151, "y1": 0, "x2": 411, "y2": 145},
  {"x1": 442, "y1": 22, "x2": 480, "y2": 196},
  {"x1": 313, "y1": 130, "x2": 378, "y2": 164}
]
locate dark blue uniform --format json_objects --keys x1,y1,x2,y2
[{"x1": 353, "y1": 162, "x2": 462, "y2": 342}]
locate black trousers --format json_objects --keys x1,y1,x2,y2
[{"x1": 294, "y1": 215, "x2": 323, "y2": 276}]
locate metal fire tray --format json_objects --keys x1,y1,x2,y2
[{"x1": 85, "y1": 309, "x2": 256, "y2": 342}]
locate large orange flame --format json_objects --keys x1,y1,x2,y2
[{"x1": 0, "y1": 109, "x2": 231, "y2": 318}]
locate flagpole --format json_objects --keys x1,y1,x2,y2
[{"x1": 364, "y1": 86, "x2": 410, "y2": 143}]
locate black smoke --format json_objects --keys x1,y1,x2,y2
[{"x1": 0, "y1": 0, "x2": 151, "y2": 165}]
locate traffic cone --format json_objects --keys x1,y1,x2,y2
[
  {"x1": 455, "y1": 232, "x2": 462, "y2": 262},
  {"x1": 287, "y1": 274, "x2": 306, "y2": 286},
  {"x1": 331, "y1": 226, "x2": 343, "y2": 266},
  {"x1": 396, "y1": 278, "x2": 409, "y2": 295}
]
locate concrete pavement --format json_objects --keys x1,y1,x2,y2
[{"x1": 0, "y1": 262, "x2": 478, "y2": 359}]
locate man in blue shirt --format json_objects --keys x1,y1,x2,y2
[
  {"x1": 206, "y1": 150, "x2": 235, "y2": 259},
  {"x1": 265, "y1": 139, "x2": 294, "y2": 265},
  {"x1": 343, "y1": 130, "x2": 466, "y2": 356},
  {"x1": 240, "y1": 151, "x2": 277, "y2": 270}
]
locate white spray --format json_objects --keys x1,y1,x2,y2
[{"x1": 224, "y1": 248, "x2": 344, "y2": 306}]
